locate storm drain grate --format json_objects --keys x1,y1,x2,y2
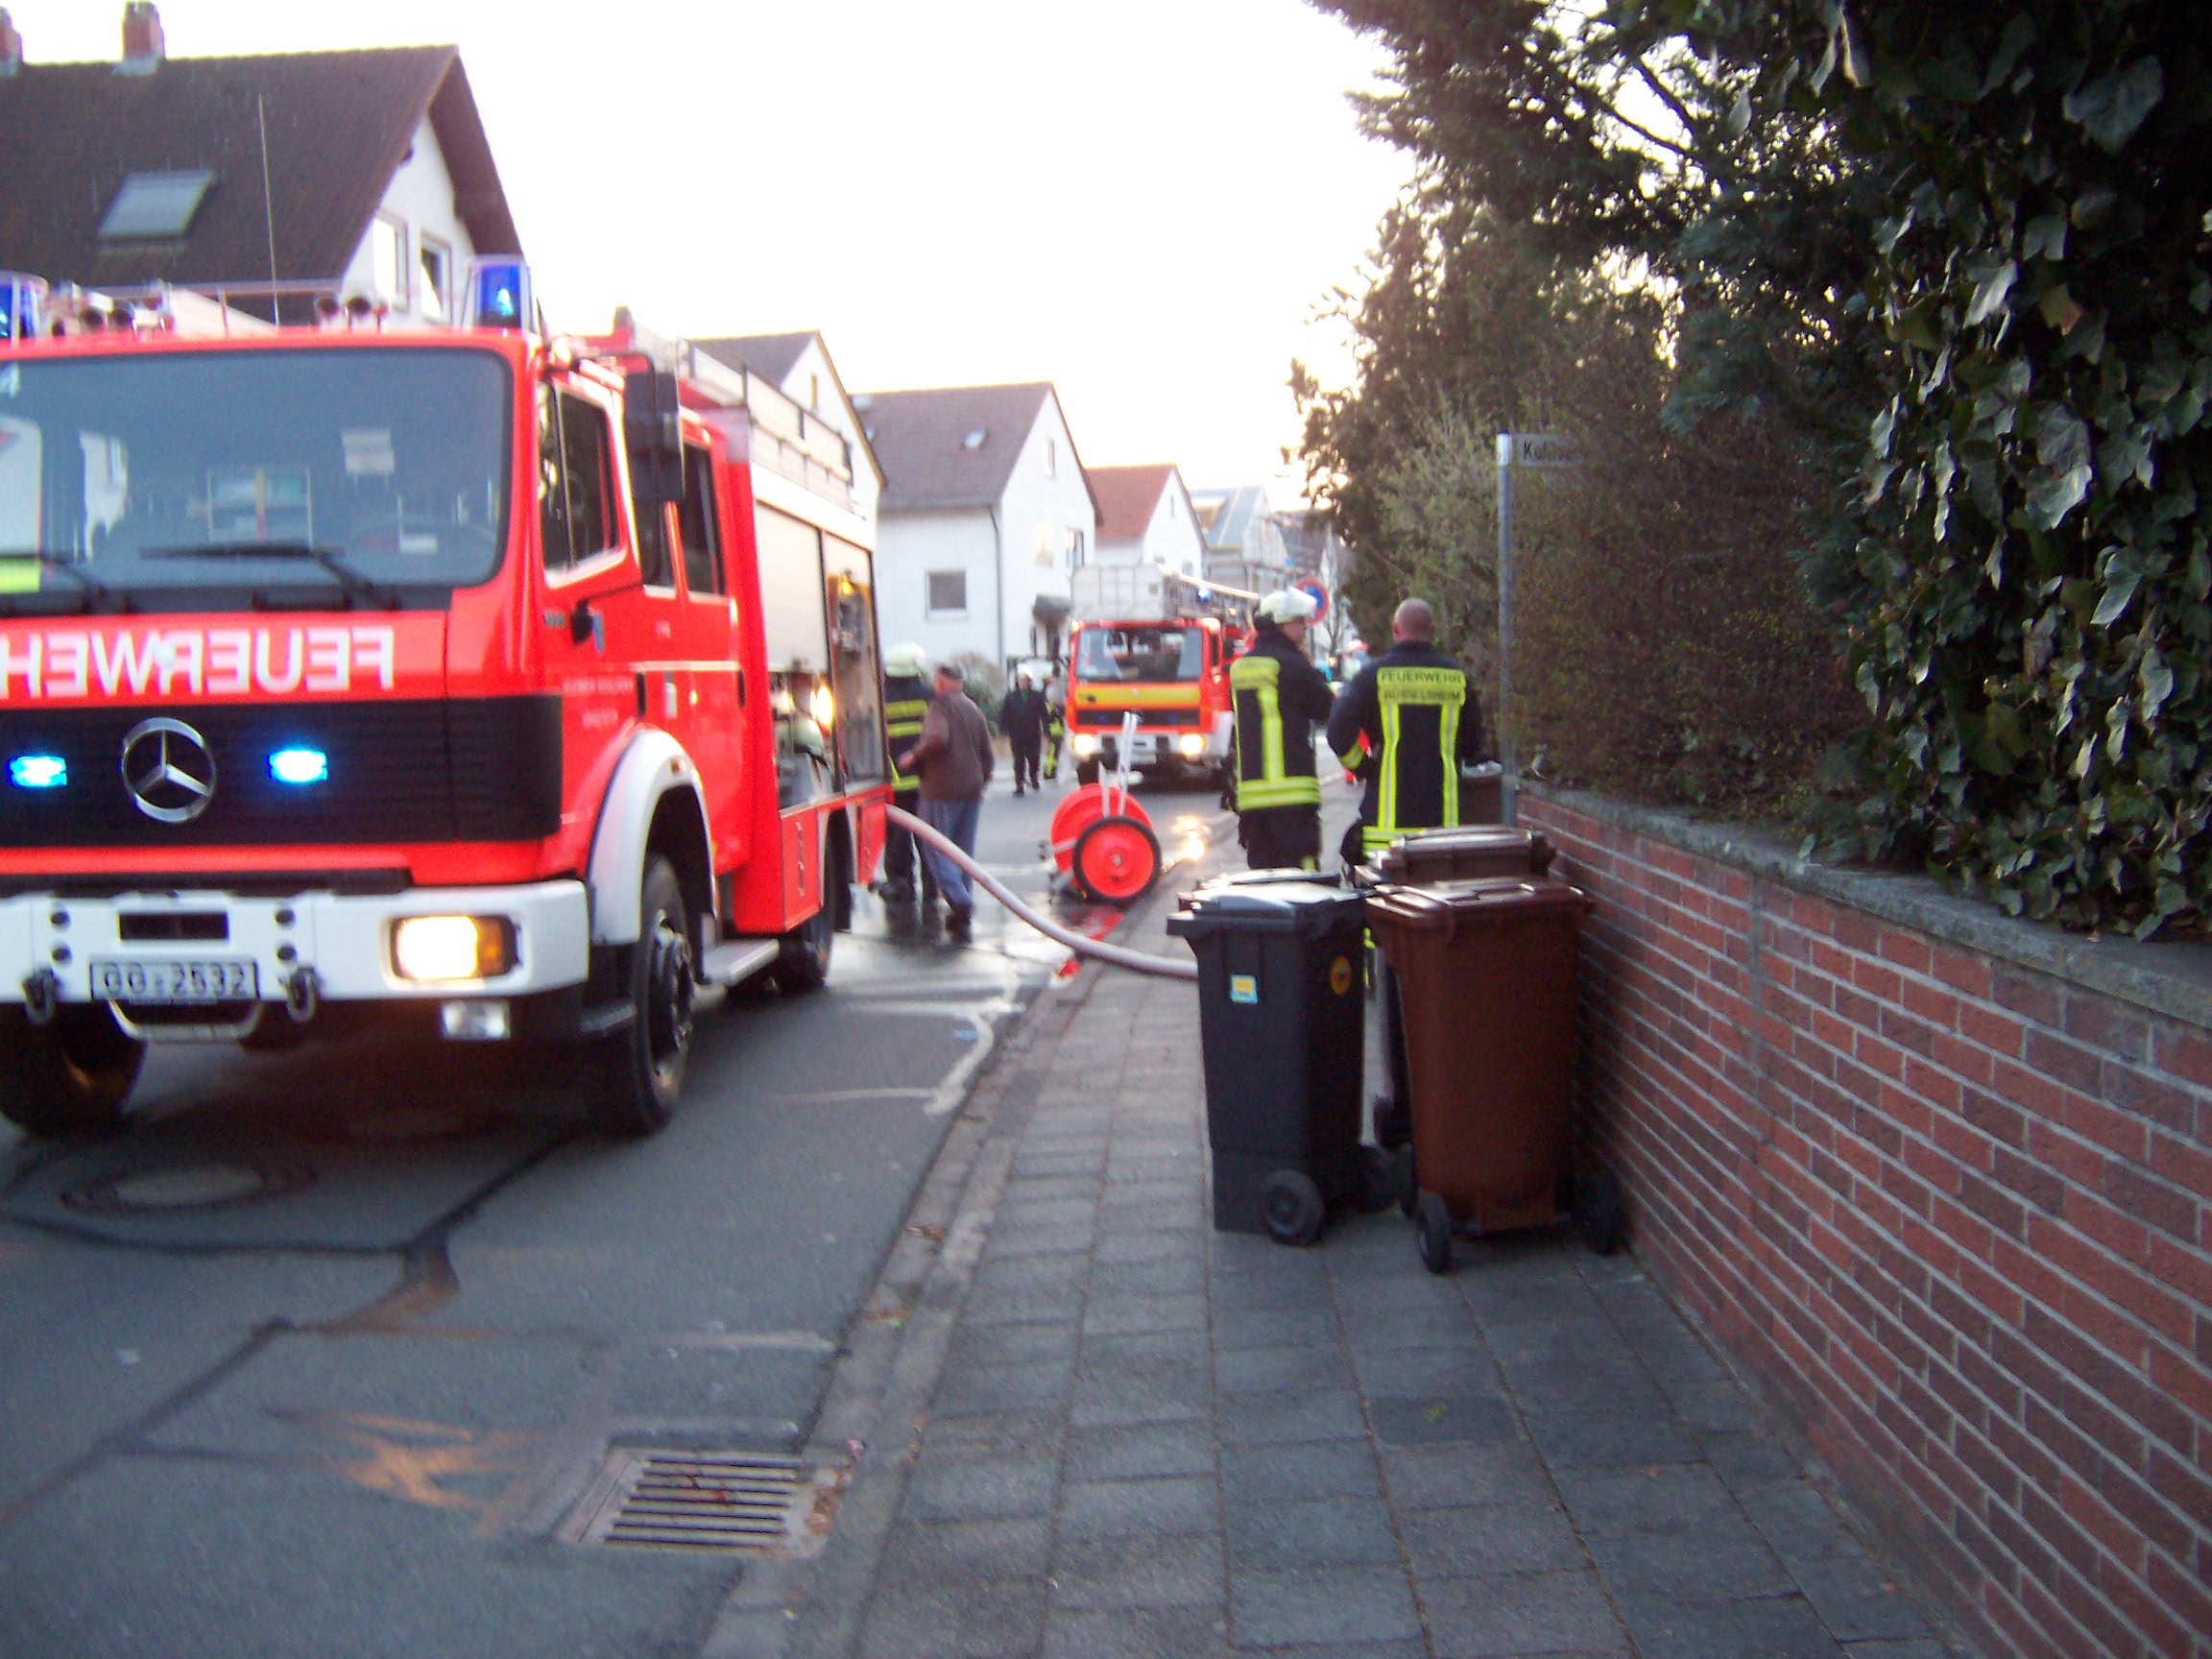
[{"x1": 561, "y1": 1450, "x2": 842, "y2": 1554}]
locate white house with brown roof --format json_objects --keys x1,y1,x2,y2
[
  {"x1": 857, "y1": 382, "x2": 1099, "y2": 677},
  {"x1": 0, "y1": 5, "x2": 521, "y2": 328},
  {"x1": 1087, "y1": 463, "x2": 1206, "y2": 577}
]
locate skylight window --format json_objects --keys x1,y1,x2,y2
[
  {"x1": 99, "y1": 170, "x2": 214, "y2": 241},
  {"x1": 961, "y1": 428, "x2": 986, "y2": 450}
]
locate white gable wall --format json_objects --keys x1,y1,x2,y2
[
  {"x1": 874, "y1": 507, "x2": 997, "y2": 667},
  {"x1": 762, "y1": 338, "x2": 880, "y2": 528},
  {"x1": 998, "y1": 392, "x2": 1096, "y2": 667},
  {"x1": 336, "y1": 117, "x2": 476, "y2": 325}
]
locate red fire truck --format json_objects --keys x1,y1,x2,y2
[
  {"x1": 0, "y1": 263, "x2": 891, "y2": 1138},
  {"x1": 1063, "y1": 565, "x2": 1253, "y2": 788}
]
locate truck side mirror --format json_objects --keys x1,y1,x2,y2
[{"x1": 623, "y1": 368, "x2": 683, "y2": 509}]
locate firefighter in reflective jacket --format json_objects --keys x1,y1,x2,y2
[
  {"x1": 1230, "y1": 589, "x2": 1336, "y2": 870},
  {"x1": 1325, "y1": 597, "x2": 1487, "y2": 867},
  {"x1": 1041, "y1": 674, "x2": 1067, "y2": 782},
  {"x1": 879, "y1": 642, "x2": 938, "y2": 905}
]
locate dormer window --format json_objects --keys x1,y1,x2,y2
[
  {"x1": 962, "y1": 429, "x2": 986, "y2": 450},
  {"x1": 98, "y1": 169, "x2": 213, "y2": 241},
  {"x1": 1044, "y1": 438, "x2": 1057, "y2": 478},
  {"x1": 419, "y1": 235, "x2": 451, "y2": 321},
  {"x1": 371, "y1": 213, "x2": 409, "y2": 309}
]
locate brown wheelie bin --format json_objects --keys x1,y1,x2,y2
[{"x1": 1364, "y1": 875, "x2": 1620, "y2": 1272}]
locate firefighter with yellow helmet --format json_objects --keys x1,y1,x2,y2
[
  {"x1": 1229, "y1": 589, "x2": 1335, "y2": 870},
  {"x1": 1325, "y1": 597, "x2": 1487, "y2": 867},
  {"x1": 878, "y1": 642, "x2": 937, "y2": 907}
]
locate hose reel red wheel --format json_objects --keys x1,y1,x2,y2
[{"x1": 1070, "y1": 815, "x2": 1161, "y2": 906}]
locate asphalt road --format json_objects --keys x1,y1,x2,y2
[{"x1": 0, "y1": 771, "x2": 1233, "y2": 1659}]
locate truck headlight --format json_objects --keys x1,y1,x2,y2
[
  {"x1": 1177, "y1": 734, "x2": 1207, "y2": 758},
  {"x1": 1071, "y1": 734, "x2": 1101, "y2": 757},
  {"x1": 392, "y1": 916, "x2": 517, "y2": 981}
]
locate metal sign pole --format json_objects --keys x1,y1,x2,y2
[{"x1": 1495, "y1": 433, "x2": 1516, "y2": 827}]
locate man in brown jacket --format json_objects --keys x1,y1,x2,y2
[{"x1": 909, "y1": 662, "x2": 995, "y2": 938}]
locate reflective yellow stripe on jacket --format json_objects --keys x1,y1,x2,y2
[
  {"x1": 1370, "y1": 664, "x2": 1464, "y2": 848},
  {"x1": 1230, "y1": 654, "x2": 1320, "y2": 810},
  {"x1": 885, "y1": 694, "x2": 927, "y2": 793}
]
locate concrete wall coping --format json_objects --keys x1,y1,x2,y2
[{"x1": 1524, "y1": 782, "x2": 2212, "y2": 1037}]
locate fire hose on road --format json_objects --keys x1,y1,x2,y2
[{"x1": 885, "y1": 804, "x2": 1198, "y2": 982}]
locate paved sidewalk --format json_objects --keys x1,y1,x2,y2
[{"x1": 766, "y1": 837, "x2": 1970, "y2": 1659}]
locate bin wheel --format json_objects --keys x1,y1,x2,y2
[
  {"x1": 1416, "y1": 1190, "x2": 1455, "y2": 1275},
  {"x1": 1262, "y1": 1169, "x2": 1326, "y2": 1247},
  {"x1": 1574, "y1": 1165, "x2": 1624, "y2": 1256}
]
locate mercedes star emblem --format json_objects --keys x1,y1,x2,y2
[{"x1": 120, "y1": 718, "x2": 217, "y2": 824}]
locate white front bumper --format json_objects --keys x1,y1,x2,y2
[{"x1": 0, "y1": 881, "x2": 590, "y2": 1007}]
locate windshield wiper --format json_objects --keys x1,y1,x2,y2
[
  {"x1": 140, "y1": 542, "x2": 399, "y2": 609},
  {"x1": 0, "y1": 551, "x2": 130, "y2": 613}
]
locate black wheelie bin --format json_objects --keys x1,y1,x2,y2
[{"x1": 1166, "y1": 880, "x2": 1366, "y2": 1245}]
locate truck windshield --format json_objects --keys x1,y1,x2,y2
[
  {"x1": 0, "y1": 347, "x2": 510, "y2": 611},
  {"x1": 1075, "y1": 625, "x2": 1204, "y2": 684}
]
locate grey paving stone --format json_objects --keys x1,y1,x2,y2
[
  {"x1": 1398, "y1": 1500, "x2": 1588, "y2": 1578},
  {"x1": 1097, "y1": 1201, "x2": 1207, "y2": 1238},
  {"x1": 1050, "y1": 1530, "x2": 1224, "y2": 1612},
  {"x1": 902, "y1": 1457, "x2": 1059, "y2": 1523},
  {"x1": 919, "y1": 1408, "x2": 1069, "y2": 1467},
  {"x1": 1418, "y1": 1568, "x2": 1628, "y2": 1658},
  {"x1": 1481, "y1": 1317, "x2": 1629, "y2": 1370},
  {"x1": 877, "y1": 1516, "x2": 1054, "y2": 1590},
  {"x1": 980, "y1": 1221, "x2": 1096, "y2": 1259},
  {"x1": 1523, "y1": 1403, "x2": 1700, "y2": 1468},
  {"x1": 962, "y1": 1286, "x2": 1092, "y2": 1328},
  {"x1": 1213, "y1": 1233, "x2": 1331, "y2": 1278},
  {"x1": 946, "y1": 1319, "x2": 1082, "y2": 1370},
  {"x1": 1615, "y1": 1593, "x2": 1843, "y2": 1659},
  {"x1": 1736, "y1": 1479, "x2": 1860, "y2": 1561},
  {"x1": 998, "y1": 1195, "x2": 1099, "y2": 1231},
  {"x1": 935, "y1": 1358, "x2": 1075, "y2": 1417},
  {"x1": 1551, "y1": 1462, "x2": 1738, "y2": 1537},
  {"x1": 1100, "y1": 1177, "x2": 1200, "y2": 1210},
  {"x1": 1222, "y1": 1439, "x2": 1382, "y2": 1504},
  {"x1": 1082, "y1": 1291, "x2": 1207, "y2": 1335},
  {"x1": 1586, "y1": 1520, "x2": 1797, "y2": 1601},
  {"x1": 1057, "y1": 1476, "x2": 1218, "y2": 1541},
  {"x1": 1701, "y1": 1429, "x2": 1803, "y2": 1488},
  {"x1": 1460, "y1": 1277, "x2": 1605, "y2": 1326},
  {"x1": 1225, "y1": 1495, "x2": 1402, "y2": 1572},
  {"x1": 1835, "y1": 1642, "x2": 1949, "y2": 1659},
  {"x1": 1070, "y1": 1364, "x2": 1212, "y2": 1429},
  {"x1": 1662, "y1": 1378, "x2": 1761, "y2": 1432},
  {"x1": 1500, "y1": 1364, "x2": 1671, "y2": 1420},
  {"x1": 1368, "y1": 1394, "x2": 1520, "y2": 1448},
  {"x1": 1213, "y1": 1307, "x2": 1340, "y2": 1352},
  {"x1": 1078, "y1": 1329, "x2": 1212, "y2": 1372},
  {"x1": 1353, "y1": 1345, "x2": 1501, "y2": 1399},
  {"x1": 1010, "y1": 1150, "x2": 1108, "y2": 1180},
  {"x1": 1042, "y1": 1606, "x2": 1233, "y2": 1659},
  {"x1": 1091, "y1": 1257, "x2": 1210, "y2": 1297},
  {"x1": 1789, "y1": 1550, "x2": 1935, "y2": 1643},
  {"x1": 1066, "y1": 1421, "x2": 1215, "y2": 1481},
  {"x1": 1215, "y1": 1387, "x2": 1367, "y2": 1447},
  {"x1": 1335, "y1": 1273, "x2": 1479, "y2": 1316},
  {"x1": 1001, "y1": 1174, "x2": 1103, "y2": 1205},
  {"x1": 1094, "y1": 1229, "x2": 1206, "y2": 1265},
  {"x1": 1212, "y1": 1272, "x2": 1338, "y2": 1312},
  {"x1": 1230, "y1": 1565, "x2": 1422, "y2": 1647},
  {"x1": 860, "y1": 1582, "x2": 1049, "y2": 1659},
  {"x1": 974, "y1": 1234, "x2": 1097, "y2": 1281},
  {"x1": 1338, "y1": 1311, "x2": 1489, "y2": 1354},
  {"x1": 1214, "y1": 1342, "x2": 1358, "y2": 1394},
  {"x1": 1380, "y1": 1440, "x2": 1552, "y2": 1511}
]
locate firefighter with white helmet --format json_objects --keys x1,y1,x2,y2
[
  {"x1": 1228, "y1": 589, "x2": 1334, "y2": 870},
  {"x1": 878, "y1": 642, "x2": 937, "y2": 906}
]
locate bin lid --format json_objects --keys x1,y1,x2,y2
[
  {"x1": 1364, "y1": 874, "x2": 1590, "y2": 934},
  {"x1": 1371, "y1": 827, "x2": 1555, "y2": 882},
  {"x1": 1166, "y1": 880, "x2": 1364, "y2": 938},
  {"x1": 1185, "y1": 867, "x2": 1343, "y2": 901}
]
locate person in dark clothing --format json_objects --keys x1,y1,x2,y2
[
  {"x1": 999, "y1": 672, "x2": 1046, "y2": 795},
  {"x1": 878, "y1": 643, "x2": 938, "y2": 907},
  {"x1": 1325, "y1": 597, "x2": 1488, "y2": 869},
  {"x1": 1230, "y1": 589, "x2": 1336, "y2": 871}
]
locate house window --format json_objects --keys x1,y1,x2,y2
[
  {"x1": 1064, "y1": 527, "x2": 1085, "y2": 569},
  {"x1": 371, "y1": 214, "x2": 409, "y2": 309},
  {"x1": 926, "y1": 569, "x2": 967, "y2": 615},
  {"x1": 808, "y1": 373, "x2": 821, "y2": 411},
  {"x1": 418, "y1": 235, "x2": 452, "y2": 322},
  {"x1": 1044, "y1": 438, "x2": 1056, "y2": 478},
  {"x1": 1033, "y1": 522, "x2": 1055, "y2": 568}
]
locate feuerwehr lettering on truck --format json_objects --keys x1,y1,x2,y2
[{"x1": 0, "y1": 626, "x2": 397, "y2": 700}]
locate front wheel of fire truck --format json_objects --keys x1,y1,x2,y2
[
  {"x1": 0, "y1": 1004, "x2": 146, "y2": 1137},
  {"x1": 588, "y1": 855, "x2": 694, "y2": 1138}
]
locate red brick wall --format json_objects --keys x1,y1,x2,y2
[{"x1": 1521, "y1": 794, "x2": 2212, "y2": 1659}]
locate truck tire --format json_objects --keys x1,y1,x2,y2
[
  {"x1": 776, "y1": 839, "x2": 840, "y2": 992},
  {"x1": 0, "y1": 1005, "x2": 144, "y2": 1137},
  {"x1": 589, "y1": 855, "x2": 692, "y2": 1137}
]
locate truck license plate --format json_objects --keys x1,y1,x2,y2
[{"x1": 89, "y1": 959, "x2": 259, "y2": 1003}]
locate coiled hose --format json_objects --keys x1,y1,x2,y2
[{"x1": 886, "y1": 805, "x2": 1198, "y2": 982}]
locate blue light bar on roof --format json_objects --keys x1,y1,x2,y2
[
  {"x1": 464, "y1": 258, "x2": 532, "y2": 331},
  {"x1": 0, "y1": 273, "x2": 47, "y2": 344}
]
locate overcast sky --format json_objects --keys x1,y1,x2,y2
[{"x1": 11, "y1": 1, "x2": 1408, "y2": 501}]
